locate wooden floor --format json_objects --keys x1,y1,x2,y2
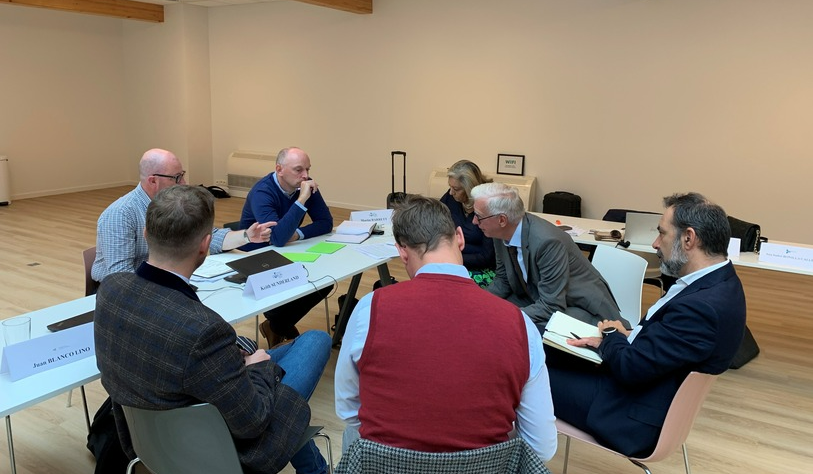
[{"x1": 1, "y1": 187, "x2": 811, "y2": 474}]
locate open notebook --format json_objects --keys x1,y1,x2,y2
[
  {"x1": 327, "y1": 221, "x2": 376, "y2": 244},
  {"x1": 542, "y1": 311, "x2": 603, "y2": 364}
]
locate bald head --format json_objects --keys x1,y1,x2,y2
[{"x1": 139, "y1": 148, "x2": 186, "y2": 198}]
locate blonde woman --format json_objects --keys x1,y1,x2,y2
[{"x1": 439, "y1": 160, "x2": 496, "y2": 288}]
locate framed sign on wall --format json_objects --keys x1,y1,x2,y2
[{"x1": 497, "y1": 153, "x2": 525, "y2": 176}]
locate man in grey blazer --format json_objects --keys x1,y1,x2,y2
[
  {"x1": 471, "y1": 183, "x2": 621, "y2": 333},
  {"x1": 95, "y1": 185, "x2": 331, "y2": 474}
]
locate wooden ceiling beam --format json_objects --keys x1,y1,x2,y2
[
  {"x1": 293, "y1": 0, "x2": 372, "y2": 15},
  {"x1": 2, "y1": 0, "x2": 164, "y2": 22}
]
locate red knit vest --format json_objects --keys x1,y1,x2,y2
[{"x1": 357, "y1": 272, "x2": 530, "y2": 452}]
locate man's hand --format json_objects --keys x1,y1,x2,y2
[
  {"x1": 244, "y1": 349, "x2": 271, "y2": 366},
  {"x1": 247, "y1": 221, "x2": 275, "y2": 243},
  {"x1": 297, "y1": 178, "x2": 319, "y2": 204},
  {"x1": 567, "y1": 336, "x2": 603, "y2": 349},
  {"x1": 598, "y1": 319, "x2": 631, "y2": 337}
]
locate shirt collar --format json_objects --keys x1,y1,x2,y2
[
  {"x1": 415, "y1": 262, "x2": 470, "y2": 279},
  {"x1": 506, "y1": 218, "x2": 524, "y2": 248},
  {"x1": 272, "y1": 172, "x2": 297, "y2": 198},
  {"x1": 676, "y1": 259, "x2": 730, "y2": 286}
]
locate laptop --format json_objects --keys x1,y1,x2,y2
[
  {"x1": 47, "y1": 310, "x2": 94, "y2": 332},
  {"x1": 624, "y1": 212, "x2": 662, "y2": 246},
  {"x1": 224, "y1": 250, "x2": 294, "y2": 283}
]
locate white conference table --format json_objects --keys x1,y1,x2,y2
[
  {"x1": 0, "y1": 230, "x2": 396, "y2": 474},
  {"x1": 533, "y1": 212, "x2": 813, "y2": 277}
]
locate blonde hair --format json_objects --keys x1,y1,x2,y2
[{"x1": 447, "y1": 160, "x2": 492, "y2": 213}]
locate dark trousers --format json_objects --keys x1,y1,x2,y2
[{"x1": 264, "y1": 285, "x2": 334, "y2": 335}]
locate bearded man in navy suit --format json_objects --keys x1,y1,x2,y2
[{"x1": 547, "y1": 192, "x2": 746, "y2": 457}]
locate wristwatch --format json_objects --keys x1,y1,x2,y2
[
  {"x1": 601, "y1": 327, "x2": 617, "y2": 337},
  {"x1": 243, "y1": 230, "x2": 250, "y2": 244}
]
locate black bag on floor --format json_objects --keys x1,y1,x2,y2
[
  {"x1": 543, "y1": 191, "x2": 582, "y2": 217},
  {"x1": 729, "y1": 325, "x2": 760, "y2": 369},
  {"x1": 87, "y1": 397, "x2": 129, "y2": 474},
  {"x1": 387, "y1": 151, "x2": 408, "y2": 209}
]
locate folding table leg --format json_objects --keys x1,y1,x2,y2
[{"x1": 6, "y1": 415, "x2": 16, "y2": 474}]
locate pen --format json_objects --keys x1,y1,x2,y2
[{"x1": 570, "y1": 332, "x2": 582, "y2": 340}]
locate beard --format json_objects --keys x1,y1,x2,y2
[{"x1": 659, "y1": 237, "x2": 689, "y2": 278}]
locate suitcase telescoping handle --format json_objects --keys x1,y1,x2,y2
[{"x1": 391, "y1": 150, "x2": 406, "y2": 194}]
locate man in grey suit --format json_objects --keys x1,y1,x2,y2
[
  {"x1": 95, "y1": 185, "x2": 331, "y2": 474},
  {"x1": 471, "y1": 183, "x2": 621, "y2": 332}
]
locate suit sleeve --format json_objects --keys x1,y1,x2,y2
[
  {"x1": 599, "y1": 298, "x2": 719, "y2": 386},
  {"x1": 182, "y1": 318, "x2": 279, "y2": 439}
]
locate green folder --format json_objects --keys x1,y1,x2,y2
[
  {"x1": 306, "y1": 242, "x2": 346, "y2": 254},
  {"x1": 281, "y1": 252, "x2": 321, "y2": 263}
]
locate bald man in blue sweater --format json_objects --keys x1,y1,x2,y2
[{"x1": 240, "y1": 147, "x2": 334, "y2": 346}]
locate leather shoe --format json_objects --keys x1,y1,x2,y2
[{"x1": 259, "y1": 320, "x2": 285, "y2": 348}]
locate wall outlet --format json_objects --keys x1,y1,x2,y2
[{"x1": 214, "y1": 179, "x2": 228, "y2": 186}]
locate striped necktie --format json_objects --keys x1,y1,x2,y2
[{"x1": 507, "y1": 245, "x2": 528, "y2": 295}]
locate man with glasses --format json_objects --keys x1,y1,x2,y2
[
  {"x1": 470, "y1": 182, "x2": 622, "y2": 333},
  {"x1": 92, "y1": 148, "x2": 273, "y2": 283}
]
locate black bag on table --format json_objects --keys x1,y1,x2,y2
[
  {"x1": 727, "y1": 216, "x2": 766, "y2": 253},
  {"x1": 387, "y1": 151, "x2": 408, "y2": 209},
  {"x1": 543, "y1": 191, "x2": 582, "y2": 217}
]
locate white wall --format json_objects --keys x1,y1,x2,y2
[
  {"x1": 2, "y1": 0, "x2": 812, "y2": 243},
  {"x1": 0, "y1": 6, "x2": 130, "y2": 198},
  {"x1": 122, "y1": 4, "x2": 214, "y2": 185},
  {"x1": 209, "y1": 0, "x2": 813, "y2": 242}
]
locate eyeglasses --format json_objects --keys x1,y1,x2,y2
[
  {"x1": 152, "y1": 171, "x2": 186, "y2": 184},
  {"x1": 473, "y1": 212, "x2": 501, "y2": 222}
]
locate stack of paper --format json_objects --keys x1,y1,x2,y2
[{"x1": 327, "y1": 221, "x2": 376, "y2": 244}]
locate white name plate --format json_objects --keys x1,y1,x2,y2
[
  {"x1": 1, "y1": 322, "x2": 95, "y2": 382},
  {"x1": 728, "y1": 237, "x2": 741, "y2": 259},
  {"x1": 758, "y1": 243, "x2": 813, "y2": 271},
  {"x1": 243, "y1": 262, "x2": 309, "y2": 300},
  {"x1": 350, "y1": 209, "x2": 393, "y2": 224}
]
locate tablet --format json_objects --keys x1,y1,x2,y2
[{"x1": 47, "y1": 310, "x2": 94, "y2": 332}]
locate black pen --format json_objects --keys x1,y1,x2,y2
[{"x1": 570, "y1": 332, "x2": 582, "y2": 340}]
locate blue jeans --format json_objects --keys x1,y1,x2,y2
[{"x1": 267, "y1": 330, "x2": 332, "y2": 474}]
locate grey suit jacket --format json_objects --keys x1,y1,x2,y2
[
  {"x1": 487, "y1": 213, "x2": 621, "y2": 330},
  {"x1": 95, "y1": 263, "x2": 310, "y2": 474}
]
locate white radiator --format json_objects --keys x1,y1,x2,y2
[
  {"x1": 226, "y1": 151, "x2": 276, "y2": 198},
  {"x1": 427, "y1": 167, "x2": 538, "y2": 211}
]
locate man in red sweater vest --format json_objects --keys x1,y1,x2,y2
[{"x1": 335, "y1": 195, "x2": 557, "y2": 463}]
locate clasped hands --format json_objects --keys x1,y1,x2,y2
[{"x1": 566, "y1": 319, "x2": 630, "y2": 349}]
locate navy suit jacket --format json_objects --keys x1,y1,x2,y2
[
  {"x1": 552, "y1": 261, "x2": 746, "y2": 457},
  {"x1": 95, "y1": 263, "x2": 310, "y2": 474},
  {"x1": 488, "y1": 213, "x2": 620, "y2": 329}
]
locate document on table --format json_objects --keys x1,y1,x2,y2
[
  {"x1": 542, "y1": 311, "x2": 603, "y2": 364},
  {"x1": 327, "y1": 221, "x2": 376, "y2": 244},
  {"x1": 354, "y1": 243, "x2": 399, "y2": 260}
]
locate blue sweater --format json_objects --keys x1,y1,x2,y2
[
  {"x1": 239, "y1": 173, "x2": 333, "y2": 250},
  {"x1": 440, "y1": 191, "x2": 496, "y2": 271}
]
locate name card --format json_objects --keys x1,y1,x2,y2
[
  {"x1": 758, "y1": 243, "x2": 813, "y2": 271},
  {"x1": 728, "y1": 237, "x2": 741, "y2": 259},
  {"x1": 243, "y1": 262, "x2": 309, "y2": 300},
  {"x1": 1, "y1": 323, "x2": 95, "y2": 382},
  {"x1": 350, "y1": 209, "x2": 394, "y2": 224}
]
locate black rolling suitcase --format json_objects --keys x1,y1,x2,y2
[
  {"x1": 543, "y1": 191, "x2": 582, "y2": 217},
  {"x1": 387, "y1": 151, "x2": 407, "y2": 209}
]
